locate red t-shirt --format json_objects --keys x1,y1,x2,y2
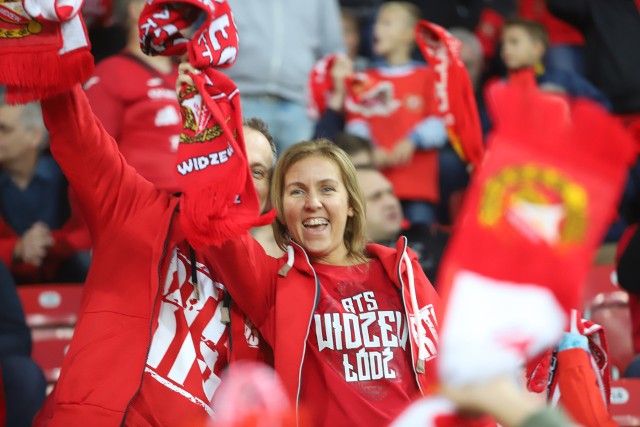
[
  {"x1": 346, "y1": 64, "x2": 439, "y2": 202},
  {"x1": 84, "y1": 52, "x2": 181, "y2": 193},
  {"x1": 301, "y1": 259, "x2": 420, "y2": 426}
]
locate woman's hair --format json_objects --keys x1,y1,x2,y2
[{"x1": 270, "y1": 139, "x2": 367, "y2": 263}]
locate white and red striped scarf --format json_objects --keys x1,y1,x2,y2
[{"x1": 415, "y1": 21, "x2": 484, "y2": 166}]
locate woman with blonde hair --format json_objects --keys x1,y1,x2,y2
[{"x1": 203, "y1": 136, "x2": 440, "y2": 426}]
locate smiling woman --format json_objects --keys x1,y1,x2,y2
[
  {"x1": 204, "y1": 138, "x2": 441, "y2": 426},
  {"x1": 271, "y1": 139, "x2": 366, "y2": 266}
]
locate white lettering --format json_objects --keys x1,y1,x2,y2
[
  {"x1": 343, "y1": 313, "x2": 362, "y2": 349},
  {"x1": 360, "y1": 312, "x2": 380, "y2": 347},
  {"x1": 315, "y1": 313, "x2": 334, "y2": 351},
  {"x1": 378, "y1": 311, "x2": 397, "y2": 347}
]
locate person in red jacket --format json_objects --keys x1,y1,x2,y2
[
  {"x1": 197, "y1": 137, "x2": 441, "y2": 426},
  {"x1": 34, "y1": 85, "x2": 276, "y2": 425},
  {"x1": 0, "y1": 94, "x2": 91, "y2": 284}
]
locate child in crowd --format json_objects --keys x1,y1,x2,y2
[
  {"x1": 500, "y1": 18, "x2": 610, "y2": 108},
  {"x1": 344, "y1": 2, "x2": 449, "y2": 226}
]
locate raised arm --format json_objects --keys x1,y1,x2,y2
[{"x1": 41, "y1": 85, "x2": 164, "y2": 242}]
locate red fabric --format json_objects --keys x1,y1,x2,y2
[
  {"x1": 527, "y1": 314, "x2": 612, "y2": 412},
  {"x1": 440, "y1": 68, "x2": 635, "y2": 315},
  {"x1": 140, "y1": 0, "x2": 272, "y2": 248},
  {"x1": 201, "y1": 237, "x2": 441, "y2": 412},
  {"x1": 34, "y1": 86, "x2": 268, "y2": 426},
  {"x1": 175, "y1": 69, "x2": 274, "y2": 249},
  {"x1": 0, "y1": 190, "x2": 90, "y2": 284},
  {"x1": 307, "y1": 53, "x2": 338, "y2": 120},
  {"x1": 302, "y1": 259, "x2": 420, "y2": 426},
  {"x1": 84, "y1": 52, "x2": 181, "y2": 193},
  {"x1": 416, "y1": 21, "x2": 484, "y2": 167},
  {"x1": 518, "y1": 0, "x2": 584, "y2": 46},
  {"x1": 345, "y1": 65, "x2": 440, "y2": 202},
  {"x1": 139, "y1": 0, "x2": 237, "y2": 69},
  {"x1": 475, "y1": 8, "x2": 505, "y2": 60},
  {"x1": 0, "y1": 0, "x2": 93, "y2": 103},
  {"x1": 555, "y1": 348, "x2": 616, "y2": 427}
]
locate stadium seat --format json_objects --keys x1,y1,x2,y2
[
  {"x1": 583, "y1": 265, "x2": 635, "y2": 376},
  {"x1": 610, "y1": 379, "x2": 640, "y2": 426},
  {"x1": 16, "y1": 284, "x2": 83, "y2": 389}
]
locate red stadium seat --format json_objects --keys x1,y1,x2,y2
[
  {"x1": 17, "y1": 284, "x2": 84, "y2": 389},
  {"x1": 17, "y1": 284, "x2": 83, "y2": 328},
  {"x1": 610, "y1": 379, "x2": 640, "y2": 426},
  {"x1": 583, "y1": 265, "x2": 635, "y2": 376}
]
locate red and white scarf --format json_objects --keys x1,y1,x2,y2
[
  {"x1": 0, "y1": 0, "x2": 92, "y2": 103},
  {"x1": 437, "y1": 70, "x2": 635, "y2": 387},
  {"x1": 140, "y1": 0, "x2": 273, "y2": 249},
  {"x1": 415, "y1": 21, "x2": 484, "y2": 166}
]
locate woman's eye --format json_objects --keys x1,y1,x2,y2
[
  {"x1": 290, "y1": 189, "x2": 304, "y2": 196},
  {"x1": 321, "y1": 186, "x2": 335, "y2": 193}
]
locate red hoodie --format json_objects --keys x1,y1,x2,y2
[
  {"x1": 35, "y1": 86, "x2": 266, "y2": 426},
  {"x1": 202, "y1": 234, "x2": 442, "y2": 423}
]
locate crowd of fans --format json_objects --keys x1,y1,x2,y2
[{"x1": 1, "y1": 0, "x2": 639, "y2": 426}]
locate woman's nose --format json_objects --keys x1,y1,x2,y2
[{"x1": 304, "y1": 193, "x2": 322, "y2": 210}]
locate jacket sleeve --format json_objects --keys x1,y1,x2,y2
[
  {"x1": 556, "y1": 348, "x2": 617, "y2": 427},
  {"x1": 204, "y1": 233, "x2": 279, "y2": 338},
  {"x1": 41, "y1": 85, "x2": 163, "y2": 243}
]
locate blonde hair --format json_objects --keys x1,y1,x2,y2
[
  {"x1": 379, "y1": 1, "x2": 422, "y2": 30},
  {"x1": 270, "y1": 139, "x2": 368, "y2": 264}
]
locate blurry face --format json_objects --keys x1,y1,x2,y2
[
  {"x1": 244, "y1": 127, "x2": 274, "y2": 213},
  {"x1": 373, "y1": 6, "x2": 414, "y2": 57},
  {"x1": 358, "y1": 169, "x2": 403, "y2": 241},
  {"x1": 282, "y1": 155, "x2": 353, "y2": 265},
  {"x1": 501, "y1": 26, "x2": 543, "y2": 70},
  {"x1": 341, "y1": 14, "x2": 361, "y2": 60},
  {"x1": 0, "y1": 105, "x2": 39, "y2": 166}
]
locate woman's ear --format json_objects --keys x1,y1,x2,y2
[{"x1": 348, "y1": 207, "x2": 355, "y2": 217}]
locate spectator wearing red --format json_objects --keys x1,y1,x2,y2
[
  {"x1": 344, "y1": 2, "x2": 449, "y2": 225},
  {"x1": 0, "y1": 93, "x2": 90, "y2": 284},
  {"x1": 35, "y1": 82, "x2": 276, "y2": 424},
  {"x1": 201, "y1": 139, "x2": 441, "y2": 426},
  {"x1": 84, "y1": 0, "x2": 182, "y2": 193}
]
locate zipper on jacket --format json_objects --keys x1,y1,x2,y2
[
  {"x1": 292, "y1": 241, "x2": 321, "y2": 426},
  {"x1": 120, "y1": 206, "x2": 178, "y2": 426},
  {"x1": 395, "y1": 236, "x2": 424, "y2": 395}
]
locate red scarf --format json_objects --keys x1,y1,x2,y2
[
  {"x1": 415, "y1": 21, "x2": 484, "y2": 166},
  {"x1": 442, "y1": 70, "x2": 634, "y2": 313},
  {"x1": 0, "y1": 0, "x2": 92, "y2": 103},
  {"x1": 138, "y1": 0, "x2": 238, "y2": 70},
  {"x1": 140, "y1": 0, "x2": 273, "y2": 248}
]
